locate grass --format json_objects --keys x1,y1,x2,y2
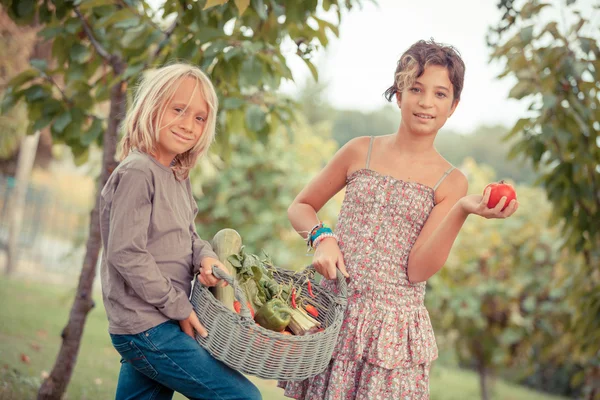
[{"x1": 0, "y1": 276, "x2": 565, "y2": 400}]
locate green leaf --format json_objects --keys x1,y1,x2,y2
[
  {"x1": 53, "y1": 111, "x2": 73, "y2": 133},
  {"x1": 123, "y1": 63, "x2": 145, "y2": 80},
  {"x1": 196, "y1": 27, "x2": 225, "y2": 42},
  {"x1": 7, "y1": 69, "x2": 39, "y2": 90},
  {"x1": 39, "y1": 1, "x2": 53, "y2": 23},
  {"x1": 224, "y1": 47, "x2": 242, "y2": 62},
  {"x1": 97, "y1": 8, "x2": 137, "y2": 28},
  {"x1": 22, "y1": 85, "x2": 47, "y2": 102},
  {"x1": 1, "y1": 90, "x2": 24, "y2": 114},
  {"x1": 240, "y1": 57, "x2": 263, "y2": 87},
  {"x1": 70, "y1": 43, "x2": 92, "y2": 63},
  {"x1": 251, "y1": 0, "x2": 267, "y2": 20},
  {"x1": 508, "y1": 81, "x2": 531, "y2": 99},
  {"x1": 73, "y1": 147, "x2": 90, "y2": 166},
  {"x1": 120, "y1": 25, "x2": 147, "y2": 49},
  {"x1": 301, "y1": 58, "x2": 318, "y2": 81},
  {"x1": 542, "y1": 94, "x2": 558, "y2": 110},
  {"x1": 77, "y1": 0, "x2": 112, "y2": 11},
  {"x1": 31, "y1": 115, "x2": 54, "y2": 132},
  {"x1": 81, "y1": 117, "x2": 104, "y2": 146},
  {"x1": 38, "y1": 26, "x2": 65, "y2": 40},
  {"x1": 13, "y1": 0, "x2": 35, "y2": 20},
  {"x1": 519, "y1": 25, "x2": 534, "y2": 45},
  {"x1": 245, "y1": 105, "x2": 266, "y2": 132},
  {"x1": 30, "y1": 59, "x2": 48, "y2": 71},
  {"x1": 223, "y1": 97, "x2": 245, "y2": 109},
  {"x1": 52, "y1": 36, "x2": 69, "y2": 65}
]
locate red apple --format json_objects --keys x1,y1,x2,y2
[{"x1": 484, "y1": 180, "x2": 517, "y2": 211}]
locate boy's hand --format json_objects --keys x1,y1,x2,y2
[
  {"x1": 198, "y1": 257, "x2": 229, "y2": 287},
  {"x1": 179, "y1": 310, "x2": 208, "y2": 338}
]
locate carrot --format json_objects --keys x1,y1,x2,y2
[
  {"x1": 233, "y1": 300, "x2": 255, "y2": 317},
  {"x1": 305, "y1": 304, "x2": 319, "y2": 318}
]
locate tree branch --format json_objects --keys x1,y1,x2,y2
[
  {"x1": 42, "y1": 73, "x2": 72, "y2": 106},
  {"x1": 74, "y1": 7, "x2": 114, "y2": 64},
  {"x1": 152, "y1": 16, "x2": 180, "y2": 60}
]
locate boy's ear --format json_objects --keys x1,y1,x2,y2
[{"x1": 395, "y1": 91, "x2": 402, "y2": 107}]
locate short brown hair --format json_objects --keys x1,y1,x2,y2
[{"x1": 384, "y1": 39, "x2": 466, "y2": 102}]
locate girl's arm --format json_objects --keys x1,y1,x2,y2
[
  {"x1": 407, "y1": 172, "x2": 518, "y2": 283},
  {"x1": 288, "y1": 137, "x2": 368, "y2": 279},
  {"x1": 105, "y1": 168, "x2": 193, "y2": 321},
  {"x1": 288, "y1": 137, "x2": 366, "y2": 238}
]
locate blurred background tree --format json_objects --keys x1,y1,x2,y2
[{"x1": 487, "y1": 0, "x2": 600, "y2": 398}]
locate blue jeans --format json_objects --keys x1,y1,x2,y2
[{"x1": 110, "y1": 320, "x2": 262, "y2": 400}]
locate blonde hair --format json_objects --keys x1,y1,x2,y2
[
  {"x1": 384, "y1": 39, "x2": 466, "y2": 102},
  {"x1": 119, "y1": 63, "x2": 219, "y2": 180}
]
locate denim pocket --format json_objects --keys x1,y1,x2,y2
[{"x1": 111, "y1": 337, "x2": 158, "y2": 379}]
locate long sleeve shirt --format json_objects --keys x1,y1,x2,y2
[{"x1": 99, "y1": 150, "x2": 218, "y2": 334}]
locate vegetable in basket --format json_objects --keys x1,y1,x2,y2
[
  {"x1": 253, "y1": 299, "x2": 292, "y2": 332},
  {"x1": 227, "y1": 247, "x2": 321, "y2": 334}
]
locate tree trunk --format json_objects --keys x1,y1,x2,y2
[
  {"x1": 478, "y1": 360, "x2": 490, "y2": 400},
  {"x1": 5, "y1": 131, "x2": 40, "y2": 275},
  {"x1": 37, "y1": 71, "x2": 125, "y2": 400}
]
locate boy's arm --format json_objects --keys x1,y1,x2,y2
[
  {"x1": 105, "y1": 168, "x2": 192, "y2": 321},
  {"x1": 190, "y1": 222, "x2": 218, "y2": 276}
]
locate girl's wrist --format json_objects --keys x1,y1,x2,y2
[{"x1": 456, "y1": 197, "x2": 472, "y2": 216}]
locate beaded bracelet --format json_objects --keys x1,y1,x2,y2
[{"x1": 313, "y1": 232, "x2": 338, "y2": 249}]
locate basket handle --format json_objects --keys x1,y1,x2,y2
[
  {"x1": 306, "y1": 265, "x2": 348, "y2": 306},
  {"x1": 204, "y1": 264, "x2": 253, "y2": 319}
]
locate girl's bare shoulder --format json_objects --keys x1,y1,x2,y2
[{"x1": 342, "y1": 136, "x2": 376, "y2": 174}]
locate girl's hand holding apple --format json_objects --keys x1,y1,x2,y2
[{"x1": 459, "y1": 181, "x2": 519, "y2": 219}]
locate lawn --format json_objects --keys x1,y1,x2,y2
[{"x1": 0, "y1": 276, "x2": 564, "y2": 400}]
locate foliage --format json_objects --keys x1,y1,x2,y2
[
  {"x1": 488, "y1": 1, "x2": 600, "y2": 396},
  {"x1": 1, "y1": 0, "x2": 363, "y2": 159},
  {"x1": 488, "y1": 0, "x2": 599, "y2": 255}
]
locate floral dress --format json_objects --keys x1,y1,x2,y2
[{"x1": 279, "y1": 137, "x2": 455, "y2": 399}]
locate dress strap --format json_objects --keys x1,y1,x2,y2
[
  {"x1": 432, "y1": 166, "x2": 456, "y2": 191},
  {"x1": 365, "y1": 136, "x2": 375, "y2": 169}
]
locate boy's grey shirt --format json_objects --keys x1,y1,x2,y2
[{"x1": 100, "y1": 150, "x2": 218, "y2": 335}]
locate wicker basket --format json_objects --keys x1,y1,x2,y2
[{"x1": 190, "y1": 264, "x2": 347, "y2": 381}]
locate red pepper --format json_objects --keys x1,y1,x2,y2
[
  {"x1": 307, "y1": 281, "x2": 315, "y2": 298},
  {"x1": 305, "y1": 304, "x2": 319, "y2": 318},
  {"x1": 291, "y1": 288, "x2": 297, "y2": 309}
]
